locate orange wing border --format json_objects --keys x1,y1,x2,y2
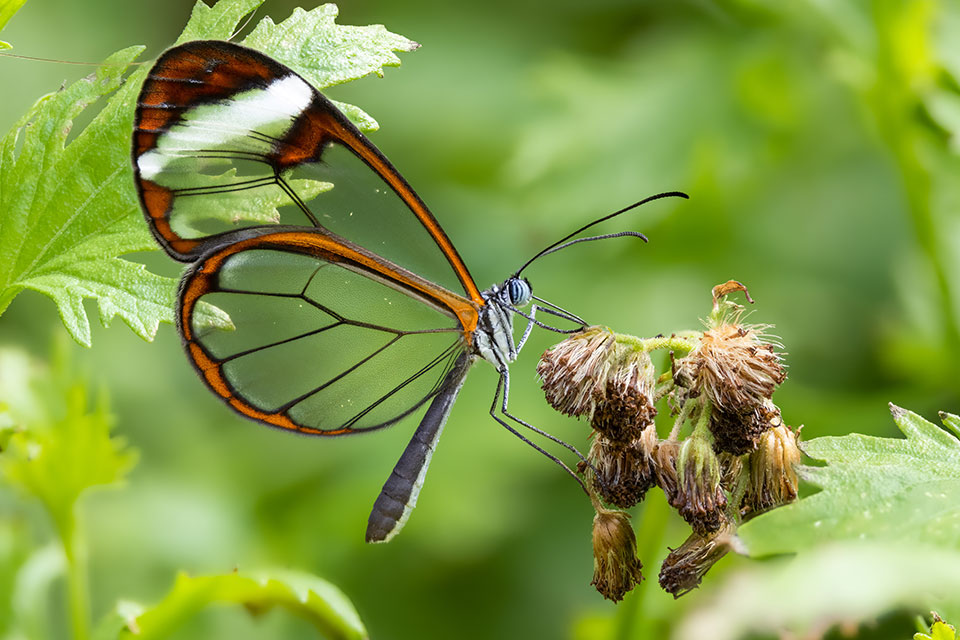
[{"x1": 178, "y1": 227, "x2": 480, "y2": 436}]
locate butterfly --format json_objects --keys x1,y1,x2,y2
[{"x1": 133, "y1": 39, "x2": 685, "y2": 542}]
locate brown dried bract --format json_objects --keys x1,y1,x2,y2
[
  {"x1": 659, "y1": 524, "x2": 734, "y2": 598},
  {"x1": 591, "y1": 510, "x2": 644, "y2": 602},
  {"x1": 742, "y1": 423, "x2": 802, "y2": 516},
  {"x1": 586, "y1": 426, "x2": 658, "y2": 508},
  {"x1": 590, "y1": 351, "x2": 657, "y2": 443}
]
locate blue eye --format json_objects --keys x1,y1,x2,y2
[{"x1": 507, "y1": 278, "x2": 532, "y2": 306}]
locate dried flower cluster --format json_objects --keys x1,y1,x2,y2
[{"x1": 538, "y1": 282, "x2": 801, "y2": 601}]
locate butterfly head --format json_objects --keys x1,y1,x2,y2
[{"x1": 500, "y1": 276, "x2": 533, "y2": 308}]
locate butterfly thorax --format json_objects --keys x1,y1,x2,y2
[{"x1": 474, "y1": 277, "x2": 532, "y2": 368}]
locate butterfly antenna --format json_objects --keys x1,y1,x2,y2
[
  {"x1": 514, "y1": 191, "x2": 689, "y2": 277},
  {"x1": 0, "y1": 51, "x2": 147, "y2": 66}
]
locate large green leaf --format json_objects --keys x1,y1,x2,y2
[
  {"x1": 0, "y1": 0, "x2": 418, "y2": 346},
  {"x1": 738, "y1": 405, "x2": 960, "y2": 556},
  {"x1": 675, "y1": 543, "x2": 960, "y2": 640}
]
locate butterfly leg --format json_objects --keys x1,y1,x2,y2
[
  {"x1": 515, "y1": 303, "x2": 537, "y2": 353},
  {"x1": 496, "y1": 361, "x2": 590, "y2": 468},
  {"x1": 487, "y1": 371, "x2": 586, "y2": 493}
]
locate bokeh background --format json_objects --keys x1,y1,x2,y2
[{"x1": 2, "y1": 0, "x2": 960, "y2": 638}]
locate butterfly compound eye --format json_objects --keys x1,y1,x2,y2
[{"x1": 506, "y1": 277, "x2": 532, "y2": 306}]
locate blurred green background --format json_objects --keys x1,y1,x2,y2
[{"x1": 3, "y1": 0, "x2": 960, "y2": 638}]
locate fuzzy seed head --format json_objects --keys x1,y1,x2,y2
[
  {"x1": 591, "y1": 510, "x2": 644, "y2": 602},
  {"x1": 674, "y1": 314, "x2": 785, "y2": 415},
  {"x1": 708, "y1": 404, "x2": 770, "y2": 455},
  {"x1": 538, "y1": 327, "x2": 617, "y2": 417},
  {"x1": 590, "y1": 349, "x2": 657, "y2": 442}
]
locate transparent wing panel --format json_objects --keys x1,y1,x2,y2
[
  {"x1": 189, "y1": 249, "x2": 465, "y2": 432},
  {"x1": 288, "y1": 142, "x2": 466, "y2": 294}
]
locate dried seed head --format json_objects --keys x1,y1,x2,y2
[
  {"x1": 708, "y1": 404, "x2": 767, "y2": 455},
  {"x1": 674, "y1": 311, "x2": 785, "y2": 415},
  {"x1": 659, "y1": 523, "x2": 734, "y2": 598},
  {"x1": 742, "y1": 422, "x2": 802, "y2": 516},
  {"x1": 585, "y1": 425, "x2": 658, "y2": 508},
  {"x1": 538, "y1": 327, "x2": 617, "y2": 417},
  {"x1": 590, "y1": 348, "x2": 657, "y2": 443},
  {"x1": 710, "y1": 399, "x2": 782, "y2": 455},
  {"x1": 652, "y1": 437, "x2": 680, "y2": 501},
  {"x1": 675, "y1": 434, "x2": 728, "y2": 535},
  {"x1": 591, "y1": 509, "x2": 644, "y2": 602},
  {"x1": 718, "y1": 451, "x2": 743, "y2": 489}
]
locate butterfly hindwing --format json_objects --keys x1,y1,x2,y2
[{"x1": 178, "y1": 228, "x2": 477, "y2": 434}]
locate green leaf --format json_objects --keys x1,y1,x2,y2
[
  {"x1": 1, "y1": 382, "x2": 137, "y2": 537},
  {"x1": 738, "y1": 405, "x2": 960, "y2": 557},
  {"x1": 242, "y1": 4, "x2": 419, "y2": 90},
  {"x1": 674, "y1": 543, "x2": 960, "y2": 640},
  {"x1": 0, "y1": 43, "x2": 232, "y2": 347},
  {"x1": 0, "y1": 0, "x2": 417, "y2": 346},
  {"x1": 916, "y1": 619, "x2": 958, "y2": 640},
  {"x1": 0, "y1": 0, "x2": 28, "y2": 41},
  {"x1": 331, "y1": 100, "x2": 380, "y2": 132},
  {"x1": 115, "y1": 571, "x2": 367, "y2": 640},
  {"x1": 92, "y1": 600, "x2": 144, "y2": 640},
  {"x1": 176, "y1": 0, "x2": 263, "y2": 43}
]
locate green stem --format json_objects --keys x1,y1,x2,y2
[
  {"x1": 869, "y1": 1, "x2": 960, "y2": 365},
  {"x1": 668, "y1": 397, "x2": 697, "y2": 441},
  {"x1": 726, "y1": 456, "x2": 750, "y2": 526},
  {"x1": 612, "y1": 494, "x2": 671, "y2": 640},
  {"x1": 614, "y1": 334, "x2": 696, "y2": 356},
  {"x1": 58, "y1": 513, "x2": 90, "y2": 640},
  {"x1": 690, "y1": 397, "x2": 713, "y2": 440}
]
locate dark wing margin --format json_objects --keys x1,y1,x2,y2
[
  {"x1": 178, "y1": 227, "x2": 480, "y2": 435},
  {"x1": 133, "y1": 39, "x2": 484, "y2": 306}
]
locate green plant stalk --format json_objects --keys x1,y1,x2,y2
[
  {"x1": 869, "y1": 0, "x2": 960, "y2": 360},
  {"x1": 668, "y1": 397, "x2": 697, "y2": 441},
  {"x1": 725, "y1": 458, "x2": 749, "y2": 526},
  {"x1": 690, "y1": 397, "x2": 712, "y2": 441},
  {"x1": 612, "y1": 494, "x2": 671, "y2": 640},
  {"x1": 57, "y1": 510, "x2": 90, "y2": 640},
  {"x1": 616, "y1": 334, "x2": 696, "y2": 357}
]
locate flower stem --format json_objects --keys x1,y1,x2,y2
[
  {"x1": 58, "y1": 513, "x2": 90, "y2": 640},
  {"x1": 612, "y1": 493, "x2": 671, "y2": 640},
  {"x1": 615, "y1": 334, "x2": 696, "y2": 356},
  {"x1": 668, "y1": 397, "x2": 697, "y2": 441},
  {"x1": 690, "y1": 397, "x2": 713, "y2": 440}
]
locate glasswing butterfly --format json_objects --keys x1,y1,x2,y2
[{"x1": 133, "y1": 40, "x2": 685, "y2": 542}]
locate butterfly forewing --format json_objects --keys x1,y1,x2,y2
[{"x1": 134, "y1": 40, "x2": 482, "y2": 302}]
